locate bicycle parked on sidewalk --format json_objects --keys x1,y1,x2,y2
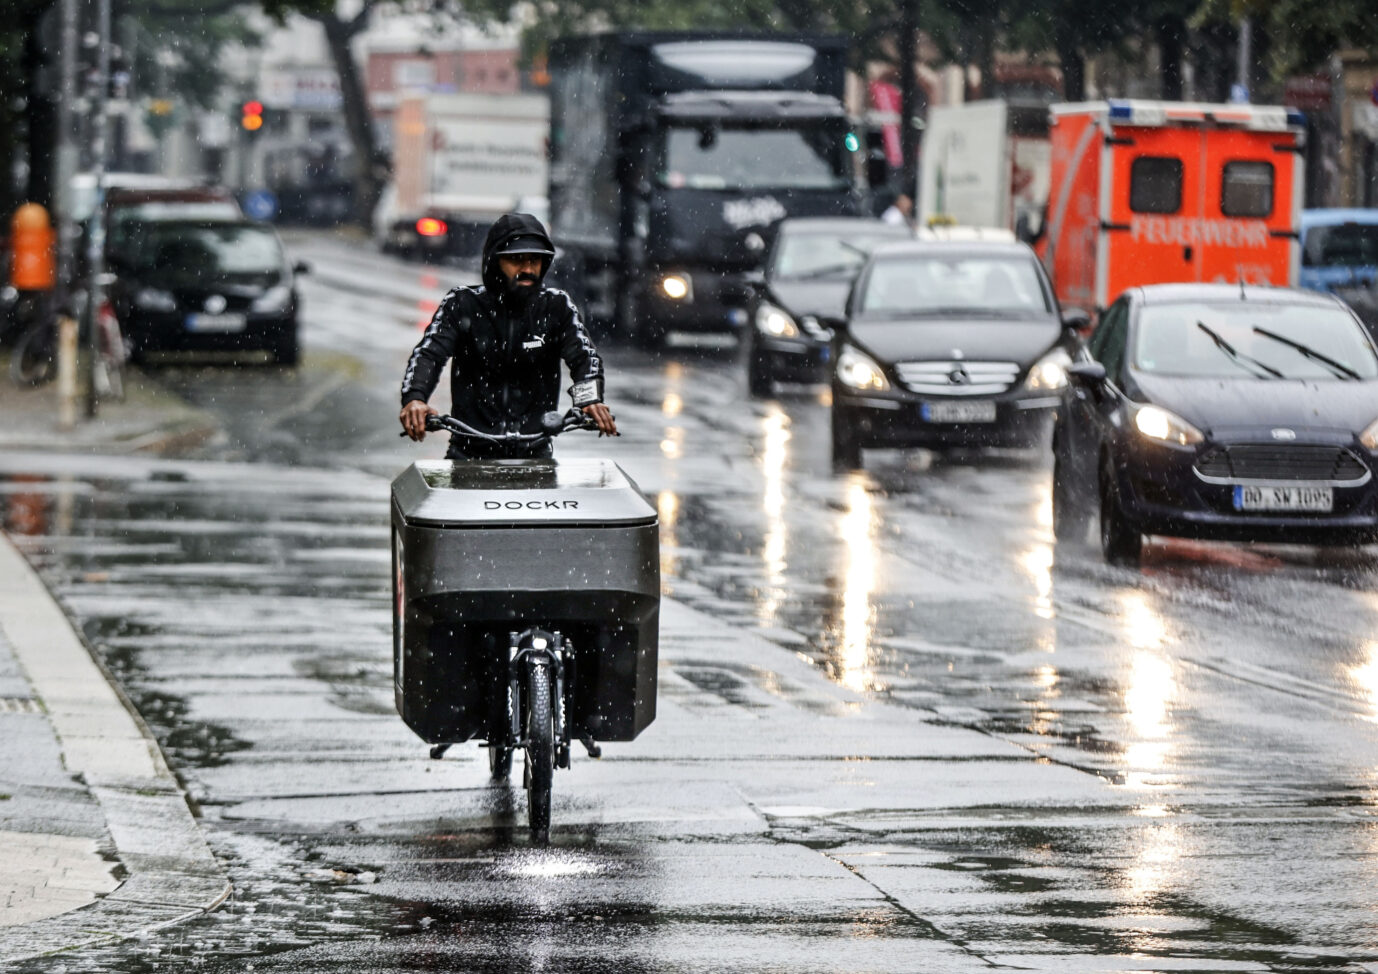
[
  {"x1": 392, "y1": 410, "x2": 660, "y2": 844},
  {"x1": 9, "y1": 283, "x2": 126, "y2": 400}
]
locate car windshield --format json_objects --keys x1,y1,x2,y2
[
  {"x1": 859, "y1": 254, "x2": 1051, "y2": 315},
  {"x1": 1134, "y1": 302, "x2": 1378, "y2": 380},
  {"x1": 1303, "y1": 222, "x2": 1378, "y2": 267},
  {"x1": 658, "y1": 123, "x2": 850, "y2": 192},
  {"x1": 122, "y1": 223, "x2": 284, "y2": 282},
  {"x1": 772, "y1": 230, "x2": 908, "y2": 279}
]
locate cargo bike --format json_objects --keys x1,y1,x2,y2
[{"x1": 392, "y1": 411, "x2": 659, "y2": 843}]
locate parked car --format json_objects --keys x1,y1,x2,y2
[
  {"x1": 1052, "y1": 283, "x2": 1378, "y2": 564},
  {"x1": 1299, "y1": 208, "x2": 1378, "y2": 293},
  {"x1": 745, "y1": 217, "x2": 911, "y2": 396},
  {"x1": 829, "y1": 239, "x2": 1086, "y2": 469},
  {"x1": 107, "y1": 219, "x2": 307, "y2": 366}
]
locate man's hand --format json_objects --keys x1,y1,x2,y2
[
  {"x1": 582, "y1": 403, "x2": 618, "y2": 437},
  {"x1": 400, "y1": 401, "x2": 438, "y2": 441}
]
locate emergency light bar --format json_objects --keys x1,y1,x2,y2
[{"x1": 1099, "y1": 99, "x2": 1305, "y2": 131}]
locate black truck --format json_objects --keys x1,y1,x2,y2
[{"x1": 547, "y1": 32, "x2": 863, "y2": 346}]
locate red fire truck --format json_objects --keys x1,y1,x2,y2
[{"x1": 1039, "y1": 99, "x2": 1306, "y2": 313}]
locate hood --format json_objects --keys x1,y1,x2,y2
[
  {"x1": 481, "y1": 212, "x2": 555, "y2": 293},
  {"x1": 1131, "y1": 371, "x2": 1378, "y2": 436},
  {"x1": 848, "y1": 315, "x2": 1062, "y2": 367},
  {"x1": 767, "y1": 278, "x2": 853, "y2": 320}
]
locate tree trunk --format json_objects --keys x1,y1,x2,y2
[
  {"x1": 1157, "y1": 14, "x2": 1184, "y2": 101},
  {"x1": 899, "y1": 0, "x2": 919, "y2": 196},
  {"x1": 317, "y1": 10, "x2": 388, "y2": 229},
  {"x1": 1058, "y1": 42, "x2": 1085, "y2": 102}
]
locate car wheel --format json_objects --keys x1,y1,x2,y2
[
  {"x1": 273, "y1": 328, "x2": 299, "y2": 367},
  {"x1": 1051, "y1": 451, "x2": 1091, "y2": 543},
  {"x1": 746, "y1": 343, "x2": 773, "y2": 398},
  {"x1": 1099, "y1": 465, "x2": 1142, "y2": 565},
  {"x1": 831, "y1": 409, "x2": 863, "y2": 471}
]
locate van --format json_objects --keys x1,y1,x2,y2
[{"x1": 1039, "y1": 100, "x2": 1305, "y2": 313}]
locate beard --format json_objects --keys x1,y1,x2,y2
[{"x1": 504, "y1": 273, "x2": 540, "y2": 306}]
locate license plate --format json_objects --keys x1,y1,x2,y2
[
  {"x1": 185, "y1": 313, "x2": 247, "y2": 333},
  {"x1": 1232, "y1": 484, "x2": 1334, "y2": 512},
  {"x1": 922, "y1": 400, "x2": 997, "y2": 423}
]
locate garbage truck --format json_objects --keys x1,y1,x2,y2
[{"x1": 546, "y1": 31, "x2": 864, "y2": 345}]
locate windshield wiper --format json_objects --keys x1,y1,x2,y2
[
  {"x1": 792, "y1": 262, "x2": 861, "y2": 280},
  {"x1": 1251, "y1": 325, "x2": 1360, "y2": 380},
  {"x1": 1195, "y1": 321, "x2": 1284, "y2": 379}
]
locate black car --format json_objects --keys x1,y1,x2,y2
[
  {"x1": 745, "y1": 217, "x2": 911, "y2": 396},
  {"x1": 1052, "y1": 283, "x2": 1378, "y2": 564},
  {"x1": 108, "y1": 219, "x2": 307, "y2": 366},
  {"x1": 829, "y1": 240, "x2": 1086, "y2": 469}
]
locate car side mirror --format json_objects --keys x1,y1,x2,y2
[
  {"x1": 819, "y1": 315, "x2": 847, "y2": 335},
  {"x1": 1061, "y1": 307, "x2": 1091, "y2": 334},
  {"x1": 293, "y1": 260, "x2": 311, "y2": 276},
  {"x1": 1066, "y1": 361, "x2": 1106, "y2": 386}
]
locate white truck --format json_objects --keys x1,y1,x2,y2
[
  {"x1": 917, "y1": 99, "x2": 1051, "y2": 240},
  {"x1": 376, "y1": 92, "x2": 550, "y2": 261}
]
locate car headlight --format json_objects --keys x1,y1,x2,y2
[
  {"x1": 252, "y1": 284, "x2": 293, "y2": 313},
  {"x1": 1133, "y1": 404, "x2": 1204, "y2": 446},
  {"x1": 1360, "y1": 417, "x2": 1378, "y2": 451},
  {"x1": 134, "y1": 287, "x2": 176, "y2": 312},
  {"x1": 660, "y1": 274, "x2": 692, "y2": 301},
  {"x1": 1023, "y1": 348, "x2": 1071, "y2": 391},
  {"x1": 755, "y1": 302, "x2": 799, "y2": 339},
  {"x1": 836, "y1": 344, "x2": 890, "y2": 392}
]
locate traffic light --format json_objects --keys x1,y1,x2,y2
[{"x1": 241, "y1": 100, "x2": 264, "y2": 132}]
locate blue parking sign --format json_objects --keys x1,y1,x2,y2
[{"x1": 243, "y1": 190, "x2": 278, "y2": 222}]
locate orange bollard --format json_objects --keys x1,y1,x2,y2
[{"x1": 10, "y1": 203, "x2": 56, "y2": 291}]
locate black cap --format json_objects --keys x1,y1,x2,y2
[{"x1": 493, "y1": 234, "x2": 555, "y2": 258}]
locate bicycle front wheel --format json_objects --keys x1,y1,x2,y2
[
  {"x1": 522, "y1": 661, "x2": 555, "y2": 844},
  {"x1": 10, "y1": 322, "x2": 56, "y2": 387}
]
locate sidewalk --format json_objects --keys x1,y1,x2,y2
[
  {"x1": 0, "y1": 355, "x2": 219, "y2": 456},
  {"x1": 0, "y1": 532, "x2": 230, "y2": 962}
]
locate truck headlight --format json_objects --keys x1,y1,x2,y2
[
  {"x1": 1360, "y1": 417, "x2": 1378, "y2": 451},
  {"x1": 1023, "y1": 348, "x2": 1071, "y2": 391},
  {"x1": 135, "y1": 287, "x2": 176, "y2": 312},
  {"x1": 836, "y1": 344, "x2": 890, "y2": 391},
  {"x1": 660, "y1": 274, "x2": 692, "y2": 301},
  {"x1": 251, "y1": 284, "x2": 293, "y2": 313},
  {"x1": 1133, "y1": 404, "x2": 1203, "y2": 446},
  {"x1": 755, "y1": 302, "x2": 798, "y2": 338}
]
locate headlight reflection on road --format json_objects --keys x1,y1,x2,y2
[
  {"x1": 662, "y1": 391, "x2": 683, "y2": 417},
  {"x1": 1346, "y1": 641, "x2": 1378, "y2": 722},
  {"x1": 661, "y1": 426, "x2": 684, "y2": 459},
  {"x1": 1017, "y1": 542, "x2": 1056, "y2": 624},
  {"x1": 658, "y1": 491, "x2": 680, "y2": 591},
  {"x1": 758, "y1": 405, "x2": 791, "y2": 626},
  {"x1": 836, "y1": 477, "x2": 881, "y2": 693},
  {"x1": 1122, "y1": 650, "x2": 1178, "y2": 791}
]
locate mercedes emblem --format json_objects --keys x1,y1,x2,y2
[{"x1": 1270, "y1": 428, "x2": 1297, "y2": 441}]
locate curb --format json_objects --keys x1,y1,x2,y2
[{"x1": 0, "y1": 534, "x2": 231, "y2": 963}]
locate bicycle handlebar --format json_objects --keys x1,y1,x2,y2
[{"x1": 400, "y1": 409, "x2": 598, "y2": 443}]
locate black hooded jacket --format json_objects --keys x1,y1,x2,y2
[{"x1": 400, "y1": 214, "x2": 604, "y2": 455}]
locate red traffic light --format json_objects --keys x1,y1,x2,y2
[
  {"x1": 243, "y1": 100, "x2": 264, "y2": 116},
  {"x1": 416, "y1": 217, "x2": 447, "y2": 237}
]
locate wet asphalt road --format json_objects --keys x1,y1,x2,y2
[{"x1": 6, "y1": 231, "x2": 1378, "y2": 971}]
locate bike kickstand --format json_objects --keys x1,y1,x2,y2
[
  {"x1": 429, "y1": 744, "x2": 451, "y2": 760},
  {"x1": 579, "y1": 735, "x2": 602, "y2": 759}
]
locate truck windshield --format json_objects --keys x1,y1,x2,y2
[
  {"x1": 1134, "y1": 302, "x2": 1378, "y2": 380},
  {"x1": 860, "y1": 254, "x2": 1051, "y2": 316},
  {"x1": 658, "y1": 124, "x2": 849, "y2": 192}
]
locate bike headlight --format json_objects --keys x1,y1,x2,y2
[
  {"x1": 1360, "y1": 417, "x2": 1378, "y2": 451},
  {"x1": 660, "y1": 274, "x2": 692, "y2": 301},
  {"x1": 836, "y1": 344, "x2": 890, "y2": 392},
  {"x1": 1023, "y1": 347, "x2": 1072, "y2": 391},
  {"x1": 755, "y1": 302, "x2": 799, "y2": 339},
  {"x1": 134, "y1": 287, "x2": 176, "y2": 312},
  {"x1": 1133, "y1": 404, "x2": 1204, "y2": 446},
  {"x1": 251, "y1": 284, "x2": 293, "y2": 313}
]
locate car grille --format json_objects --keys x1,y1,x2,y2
[
  {"x1": 894, "y1": 360, "x2": 1020, "y2": 396},
  {"x1": 1193, "y1": 444, "x2": 1371, "y2": 483}
]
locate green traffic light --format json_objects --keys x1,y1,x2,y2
[{"x1": 844, "y1": 132, "x2": 860, "y2": 152}]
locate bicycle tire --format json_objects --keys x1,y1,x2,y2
[
  {"x1": 523, "y1": 661, "x2": 555, "y2": 844},
  {"x1": 10, "y1": 321, "x2": 57, "y2": 387}
]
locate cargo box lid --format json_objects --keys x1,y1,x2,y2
[{"x1": 392, "y1": 459, "x2": 658, "y2": 527}]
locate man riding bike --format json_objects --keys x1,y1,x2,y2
[{"x1": 399, "y1": 213, "x2": 617, "y2": 458}]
